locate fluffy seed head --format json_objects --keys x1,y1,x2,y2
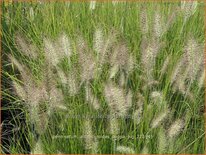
[
  {"x1": 136, "y1": 92, "x2": 145, "y2": 107},
  {"x1": 170, "y1": 55, "x2": 187, "y2": 84},
  {"x1": 32, "y1": 140, "x2": 44, "y2": 154},
  {"x1": 67, "y1": 70, "x2": 79, "y2": 96},
  {"x1": 66, "y1": 2, "x2": 70, "y2": 7},
  {"x1": 119, "y1": 72, "x2": 126, "y2": 87},
  {"x1": 89, "y1": 1, "x2": 96, "y2": 10},
  {"x1": 35, "y1": 109, "x2": 49, "y2": 134},
  {"x1": 167, "y1": 119, "x2": 185, "y2": 138},
  {"x1": 198, "y1": 69, "x2": 205, "y2": 88},
  {"x1": 44, "y1": 38, "x2": 60, "y2": 67},
  {"x1": 151, "y1": 91, "x2": 162, "y2": 99},
  {"x1": 133, "y1": 106, "x2": 143, "y2": 125},
  {"x1": 9, "y1": 55, "x2": 50, "y2": 108},
  {"x1": 57, "y1": 67, "x2": 80, "y2": 96},
  {"x1": 85, "y1": 85, "x2": 100, "y2": 110},
  {"x1": 9, "y1": 54, "x2": 25, "y2": 73},
  {"x1": 158, "y1": 127, "x2": 167, "y2": 153},
  {"x1": 151, "y1": 91, "x2": 163, "y2": 103},
  {"x1": 57, "y1": 32, "x2": 72, "y2": 60},
  {"x1": 77, "y1": 37, "x2": 97, "y2": 82},
  {"x1": 141, "y1": 42, "x2": 161, "y2": 82},
  {"x1": 109, "y1": 114, "x2": 119, "y2": 136},
  {"x1": 112, "y1": 1, "x2": 119, "y2": 6},
  {"x1": 151, "y1": 109, "x2": 169, "y2": 128},
  {"x1": 116, "y1": 146, "x2": 135, "y2": 154},
  {"x1": 140, "y1": 5, "x2": 148, "y2": 35},
  {"x1": 28, "y1": 104, "x2": 40, "y2": 126},
  {"x1": 110, "y1": 43, "x2": 129, "y2": 70},
  {"x1": 109, "y1": 65, "x2": 119, "y2": 79},
  {"x1": 160, "y1": 56, "x2": 170, "y2": 77},
  {"x1": 164, "y1": 7, "x2": 178, "y2": 34},
  {"x1": 83, "y1": 119, "x2": 94, "y2": 149},
  {"x1": 96, "y1": 29, "x2": 117, "y2": 69},
  {"x1": 104, "y1": 82, "x2": 132, "y2": 117},
  {"x1": 141, "y1": 146, "x2": 149, "y2": 154},
  {"x1": 57, "y1": 69, "x2": 67, "y2": 84},
  {"x1": 15, "y1": 33, "x2": 38, "y2": 59},
  {"x1": 28, "y1": 85, "x2": 48, "y2": 106},
  {"x1": 29, "y1": 7, "x2": 34, "y2": 21},
  {"x1": 93, "y1": 28, "x2": 112, "y2": 69},
  {"x1": 13, "y1": 80, "x2": 27, "y2": 101},
  {"x1": 181, "y1": 1, "x2": 198, "y2": 20},
  {"x1": 126, "y1": 90, "x2": 133, "y2": 107},
  {"x1": 83, "y1": 119, "x2": 98, "y2": 153},
  {"x1": 94, "y1": 28, "x2": 104, "y2": 57},
  {"x1": 48, "y1": 85, "x2": 65, "y2": 110},
  {"x1": 184, "y1": 38, "x2": 204, "y2": 83},
  {"x1": 126, "y1": 54, "x2": 136, "y2": 73},
  {"x1": 153, "y1": 9, "x2": 163, "y2": 38}
]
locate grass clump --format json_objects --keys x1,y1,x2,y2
[{"x1": 1, "y1": 1, "x2": 205, "y2": 154}]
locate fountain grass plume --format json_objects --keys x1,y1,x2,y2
[
  {"x1": 15, "y1": 33, "x2": 38, "y2": 59},
  {"x1": 139, "y1": 4, "x2": 149, "y2": 35},
  {"x1": 85, "y1": 84, "x2": 100, "y2": 110},
  {"x1": 167, "y1": 119, "x2": 185, "y2": 139},
  {"x1": 57, "y1": 32, "x2": 72, "y2": 61},
  {"x1": 158, "y1": 127, "x2": 167, "y2": 153},
  {"x1": 104, "y1": 82, "x2": 132, "y2": 117},
  {"x1": 109, "y1": 113, "x2": 120, "y2": 136},
  {"x1": 44, "y1": 38, "x2": 60, "y2": 67},
  {"x1": 116, "y1": 146, "x2": 135, "y2": 154},
  {"x1": 150, "y1": 108, "x2": 169, "y2": 129},
  {"x1": 77, "y1": 36, "x2": 97, "y2": 82},
  {"x1": 83, "y1": 119, "x2": 98, "y2": 153}
]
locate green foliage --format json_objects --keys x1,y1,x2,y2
[{"x1": 1, "y1": 1, "x2": 205, "y2": 154}]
